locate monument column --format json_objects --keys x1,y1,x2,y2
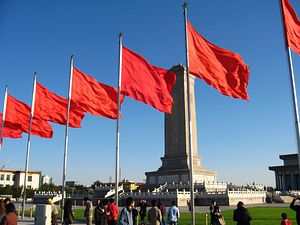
[{"x1": 145, "y1": 65, "x2": 216, "y2": 186}]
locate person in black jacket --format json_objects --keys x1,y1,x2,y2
[
  {"x1": 63, "y1": 198, "x2": 74, "y2": 225},
  {"x1": 94, "y1": 199, "x2": 109, "y2": 225},
  {"x1": 233, "y1": 201, "x2": 251, "y2": 225},
  {"x1": 290, "y1": 197, "x2": 300, "y2": 225}
]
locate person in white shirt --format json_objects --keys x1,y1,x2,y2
[{"x1": 167, "y1": 201, "x2": 180, "y2": 225}]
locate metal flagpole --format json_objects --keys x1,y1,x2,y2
[
  {"x1": 115, "y1": 33, "x2": 123, "y2": 206},
  {"x1": 61, "y1": 55, "x2": 74, "y2": 223},
  {"x1": 183, "y1": 3, "x2": 195, "y2": 225},
  {"x1": 280, "y1": 0, "x2": 300, "y2": 174},
  {"x1": 0, "y1": 85, "x2": 8, "y2": 149},
  {"x1": 22, "y1": 72, "x2": 37, "y2": 219}
]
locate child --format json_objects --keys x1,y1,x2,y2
[{"x1": 281, "y1": 213, "x2": 292, "y2": 225}]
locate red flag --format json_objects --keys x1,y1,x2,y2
[
  {"x1": 0, "y1": 114, "x2": 22, "y2": 139},
  {"x1": 187, "y1": 20, "x2": 250, "y2": 100},
  {"x1": 72, "y1": 67, "x2": 124, "y2": 119},
  {"x1": 35, "y1": 82, "x2": 85, "y2": 128},
  {"x1": 5, "y1": 95, "x2": 53, "y2": 138},
  {"x1": 281, "y1": 0, "x2": 300, "y2": 55},
  {"x1": 121, "y1": 46, "x2": 176, "y2": 114}
]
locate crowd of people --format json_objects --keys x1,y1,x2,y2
[
  {"x1": 0, "y1": 198, "x2": 17, "y2": 225},
  {"x1": 3, "y1": 195, "x2": 300, "y2": 225}
]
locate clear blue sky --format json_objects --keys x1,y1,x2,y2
[{"x1": 0, "y1": 0, "x2": 299, "y2": 187}]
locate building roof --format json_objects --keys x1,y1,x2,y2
[
  {"x1": 269, "y1": 165, "x2": 299, "y2": 171},
  {"x1": 279, "y1": 154, "x2": 298, "y2": 160},
  {"x1": 0, "y1": 169, "x2": 41, "y2": 175}
]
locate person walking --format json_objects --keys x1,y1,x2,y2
[
  {"x1": 0, "y1": 200, "x2": 6, "y2": 224},
  {"x1": 63, "y1": 198, "x2": 74, "y2": 225},
  {"x1": 158, "y1": 200, "x2": 166, "y2": 225},
  {"x1": 48, "y1": 198, "x2": 58, "y2": 225},
  {"x1": 291, "y1": 197, "x2": 300, "y2": 225},
  {"x1": 147, "y1": 200, "x2": 162, "y2": 225},
  {"x1": 211, "y1": 206, "x2": 225, "y2": 225},
  {"x1": 167, "y1": 201, "x2": 180, "y2": 225},
  {"x1": 233, "y1": 201, "x2": 251, "y2": 225},
  {"x1": 84, "y1": 197, "x2": 93, "y2": 225},
  {"x1": 0, "y1": 203, "x2": 17, "y2": 225},
  {"x1": 281, "y1": 213, "x2": 292, "y2": 225},
  {"x1": 119, "y1": 197, "x2": 134, "y2": 225},
  {"x1": 108, "y1": 199, "x2": 119, "y2": 225},
  {"x1": 139, "y1": 199, "x2": 148, "y2": 225}
]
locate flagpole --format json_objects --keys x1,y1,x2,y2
[
  {"x1": 61, "y1": 55, "x2": 74, "y2": 222},
  {"x1": 183, "y1": 3, "x2": 195, "y2": 225},
  {"x1": 22, "y1": 72, "x2": 37, "y2": 219},
  {"x1": 115, "y1": 33, "x2": 123, "y2": 206},
  {"x1": 280, "y1": 0, "x2": 300, "y2": 175},
  {"x1": 0, "y1": 85, "x2": 8, "y2": 149}
]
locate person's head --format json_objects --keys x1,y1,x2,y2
[
  {"x1": 5, "y1": 203, "x2": 16, "y2": 213},
  {"x1": 211, "y1": 200, "x2": 216, "y2": 206},
  {"x1": 109, "y1": 198, "x2": 114, "y2": 204},
  {"x1": 281, "y1": 213, "x2": 288, "y2": 220},
  {"x1": 102, "y1": 199, "x2": 109, "y2": 209},
  {"x1": 65, "y1": 198, "x2": 72, "y2": 208},
  {"x1": 214, "y1": 206, "x2": 220, "y2": 213},
  {"x1": 171, "y1": 201, "x2": 176, "y2": 206},
  {"x1": 237, "y1": 201, "x2": 244, "y2": 209},
  {"x1": 47, "y1": 198, "x2": 52, "y2": 204},
  {"x1": 151, "y1": 199, "x2": 157, "y2": 207},
  {"x1": 126, "y1": 197, "x2": 134, "y2": 210},
  {"x1": 4, "y1": 197, "x2": 11, "y2": 205},
  {"x1": 84, "y1": 197, "x2": 90, "y2": 205}
]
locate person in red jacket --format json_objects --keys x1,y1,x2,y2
[
  {"x1": 281, "y1": 213, "x2": 292, "y2": 225},
  {"x1": 108, "y1": 199, "x2": 119, "y2": 225}
]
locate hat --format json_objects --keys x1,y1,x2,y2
[{"x1": 48, "y1": 198, "x2": 52, "y2": 203}]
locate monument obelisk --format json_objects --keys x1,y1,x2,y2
[{"x1": 145, "y1": 65, "x2": 216, "y2": 185}]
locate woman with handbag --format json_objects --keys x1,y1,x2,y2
[{"x1": 212, "y1": 206, "x2": 226, "y2": 225}]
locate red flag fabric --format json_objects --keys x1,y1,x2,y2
[
  {"x1": 5, "y1": 95, "x2": 53, "y2": 138},
  {"x1": 72, "y1": 67, "x2": 124, "y2": 119},
  {"x1": 0, "y1": 114, "x2": 22, "y2": 139},
  {"x1": 35, "y1": 82, "x2": 85, "y2": 128},
  {"x1": 281, "y1": 0, "x2": 300, "y2": 55},
  {"x1": 187, "y1": 20, "x2": 250, "y2": 100},
  {"x1": 121, "y1": 46, "x2": 176, "y2": 114}
]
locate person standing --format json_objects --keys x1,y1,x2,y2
[
  {"x1": 48, "y1": 198, "x2": 58, "y2": 225},
  {"x1": 281, "y1": 213, "x2": 292, "y2": 225},
  {"x1": 233, "y1": 201, "x2": 251, "y2": 225},
  {"x1": 119, "y1": 197, "x2": 134, "y2": 225},
  {"x1": 0, "y1": 203, "x2": 17, "y2": 225},
  {"x1": 209, "y1": 200, "x2": 217, "y2": 225},
  {"x1": 132, "y1": 200, "x2": 139, "y2": 225},
  {"x1": 0, "y1": 200, "x2": 6, "y2": 224},
  {"x1": 291, "y1": 197, "x2": 300, "y2": 225},
  {"x1": 84, "y1": 197, "x2": 93, "y2": 225},
  {"x1": 158, "y1": 200, "x2": 166, "y2": 225},
  {"x1": 108, "y1": 199, "x2": 119, "y2": 225},
  {"x1": 139, "y1": 199, "x2": 148, "y2": 225},
  {"x1": 167, "y1": 201, "x2": 179, "y2": 225},
  {"x1": 63, "y1": 198, "x2": 74, "y2": 225},
  {"x1": 147, "y1": 200, "x2": 162, "y2": 225},
  {"x1": 95, "y1": 199, "x2": 109, "y2": 225}
]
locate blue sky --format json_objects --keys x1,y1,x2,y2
[{"x1": 0, "y1": 0, "x2": 299, "y2": 187}]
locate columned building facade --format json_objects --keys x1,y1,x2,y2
[{"x1": 269, "y1": 154, "x2": 300, "y2": 191}]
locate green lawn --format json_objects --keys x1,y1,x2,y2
[{"x1": 25, "y1": 207, "x2": 298, "y2": 225}]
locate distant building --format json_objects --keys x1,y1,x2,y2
[
  {"x1": 65, "y1": 181, "x2": 79, "y2": 187},
  {"x1": 269, "y1": 154, "x2": 300, "y2": 191},
  {"x1": 41, "y1": 175, "x2": 52, "y2": 185},
  {"x1": 0, "y1": 169, "x2": 41, "y2": 190}
]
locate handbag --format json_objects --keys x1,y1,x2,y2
[{"x1": 218, "y1": 217, "x2": 226, "y2": 225}]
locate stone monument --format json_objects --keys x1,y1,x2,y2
[{"x1": 145, "y1": 65, "x2": 216, "y2": 185}]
